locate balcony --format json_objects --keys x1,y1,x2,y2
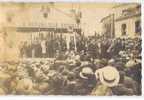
[{"x1": 115, "y1": 5, "x2": 141, "y2": 22}]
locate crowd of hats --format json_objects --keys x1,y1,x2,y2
[
  {"x1": 0, "y1": 54, "x2": 141, "y2": 95},
  {"x1": 0, "y1": 37, "x2": 142, "y2": 95}
]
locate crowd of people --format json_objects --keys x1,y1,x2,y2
[
  {"x1": 0, "y1": 34, "x2": 141, "y2": 95},
  {"x1": 19, "y1": 34, "x2": 141, "y2": 60}
]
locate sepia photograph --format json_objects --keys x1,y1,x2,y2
[{"x1": 0, "y1": 2, "x2": 142, "y2": 96}]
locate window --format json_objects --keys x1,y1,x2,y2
[
  {"x1": 121, "y1": 23, "x2": 127, "y2": 36},
  {"x1": 135, "y1": 20, "x2": 141, "y2": 34}
]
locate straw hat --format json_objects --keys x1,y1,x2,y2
[
  {"x1": 41, "y1": 64, "x2": 50, "y2": 72},
  {"x1": 94, "y1": 59, "x2": 101, "y2": 64},
  {"x1": 108, "y1": 59, "x2": 115, "y2": 65},
  {"x1": 47, "y1": 70, "x2": 57, "y2": 77},
  {"x1": 79, "y1": 67, "x2": 94, "y2": 79},
  {"x1": 119, "y1": 51, "x2": 126, "y2": 56},
  {"x1": 81, "y1": 61, "x2": 89, "y2": 66},
  {"x1": 95, "y1": 66, "x2": 120, "y2": 87},
  {"x1": 75, "y1": 55, "x2": 80, "y2": 61},
  {"x1": 16, "y1": 78, "x2": 33, "y2": 92},
  {"x1": 125, "y1": 59, "x2": 137, "y2": 68},
  {"x1": 38, "y1": 82, "x2": 49, "y2": 92}
]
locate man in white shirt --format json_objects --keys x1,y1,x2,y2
[{"x1": 41, "y1": 39, "x2": 46, "y2": 58}]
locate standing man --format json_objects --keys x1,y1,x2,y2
[{"x1": 41, "y1": 38, "x2": 47, "y2": 58}]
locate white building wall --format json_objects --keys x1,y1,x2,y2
[
  {"x1": 0, "y1": 3, "x2": 78, "y2": 60},
  {"x1": 112, "y1": 4, "x2": 139, "y2": 20},
  {"x1": 115, "y1": 16, "x2": 140, "y2": 38}
]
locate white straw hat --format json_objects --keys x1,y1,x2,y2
[
  {"x1": 125, "y1": 59, "x2": 137, "y2": 68},
  {"x1": 79, "y1": 67, "x2": 93, "y2": 79},
  {"x1": 95, "y1": 66, "x2": 120, "y2": 87}
]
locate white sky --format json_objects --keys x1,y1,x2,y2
[
  {"x1": 53, "y1": 3, "x2": 115, "y2": 36},
  {"x1": 81, "y1": 7, "x2": 112, "y2": 36}
]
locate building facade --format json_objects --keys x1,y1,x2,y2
[
  {"x1": 113, "y1": 4, "x2": 141, "y2": 38},
  {"x1": 0, "y1": 3, "x2": 82, "y2": 58},
  {"x1": 101, "y1": 14, "x2": 115, "y2": 38}
]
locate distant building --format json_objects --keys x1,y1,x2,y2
[
  {"x1": 100, "y1": 14, "x2": 115, "y2": 38},
  {"x1": 101, "y1": 3, "x2": 141, "y2": 39},
  {"x1": 0, "y1": 3, "x2": 81, "y2": 51},
  {"x1": 113, "y1": 4, "x2": 141, "y2": 38}
]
